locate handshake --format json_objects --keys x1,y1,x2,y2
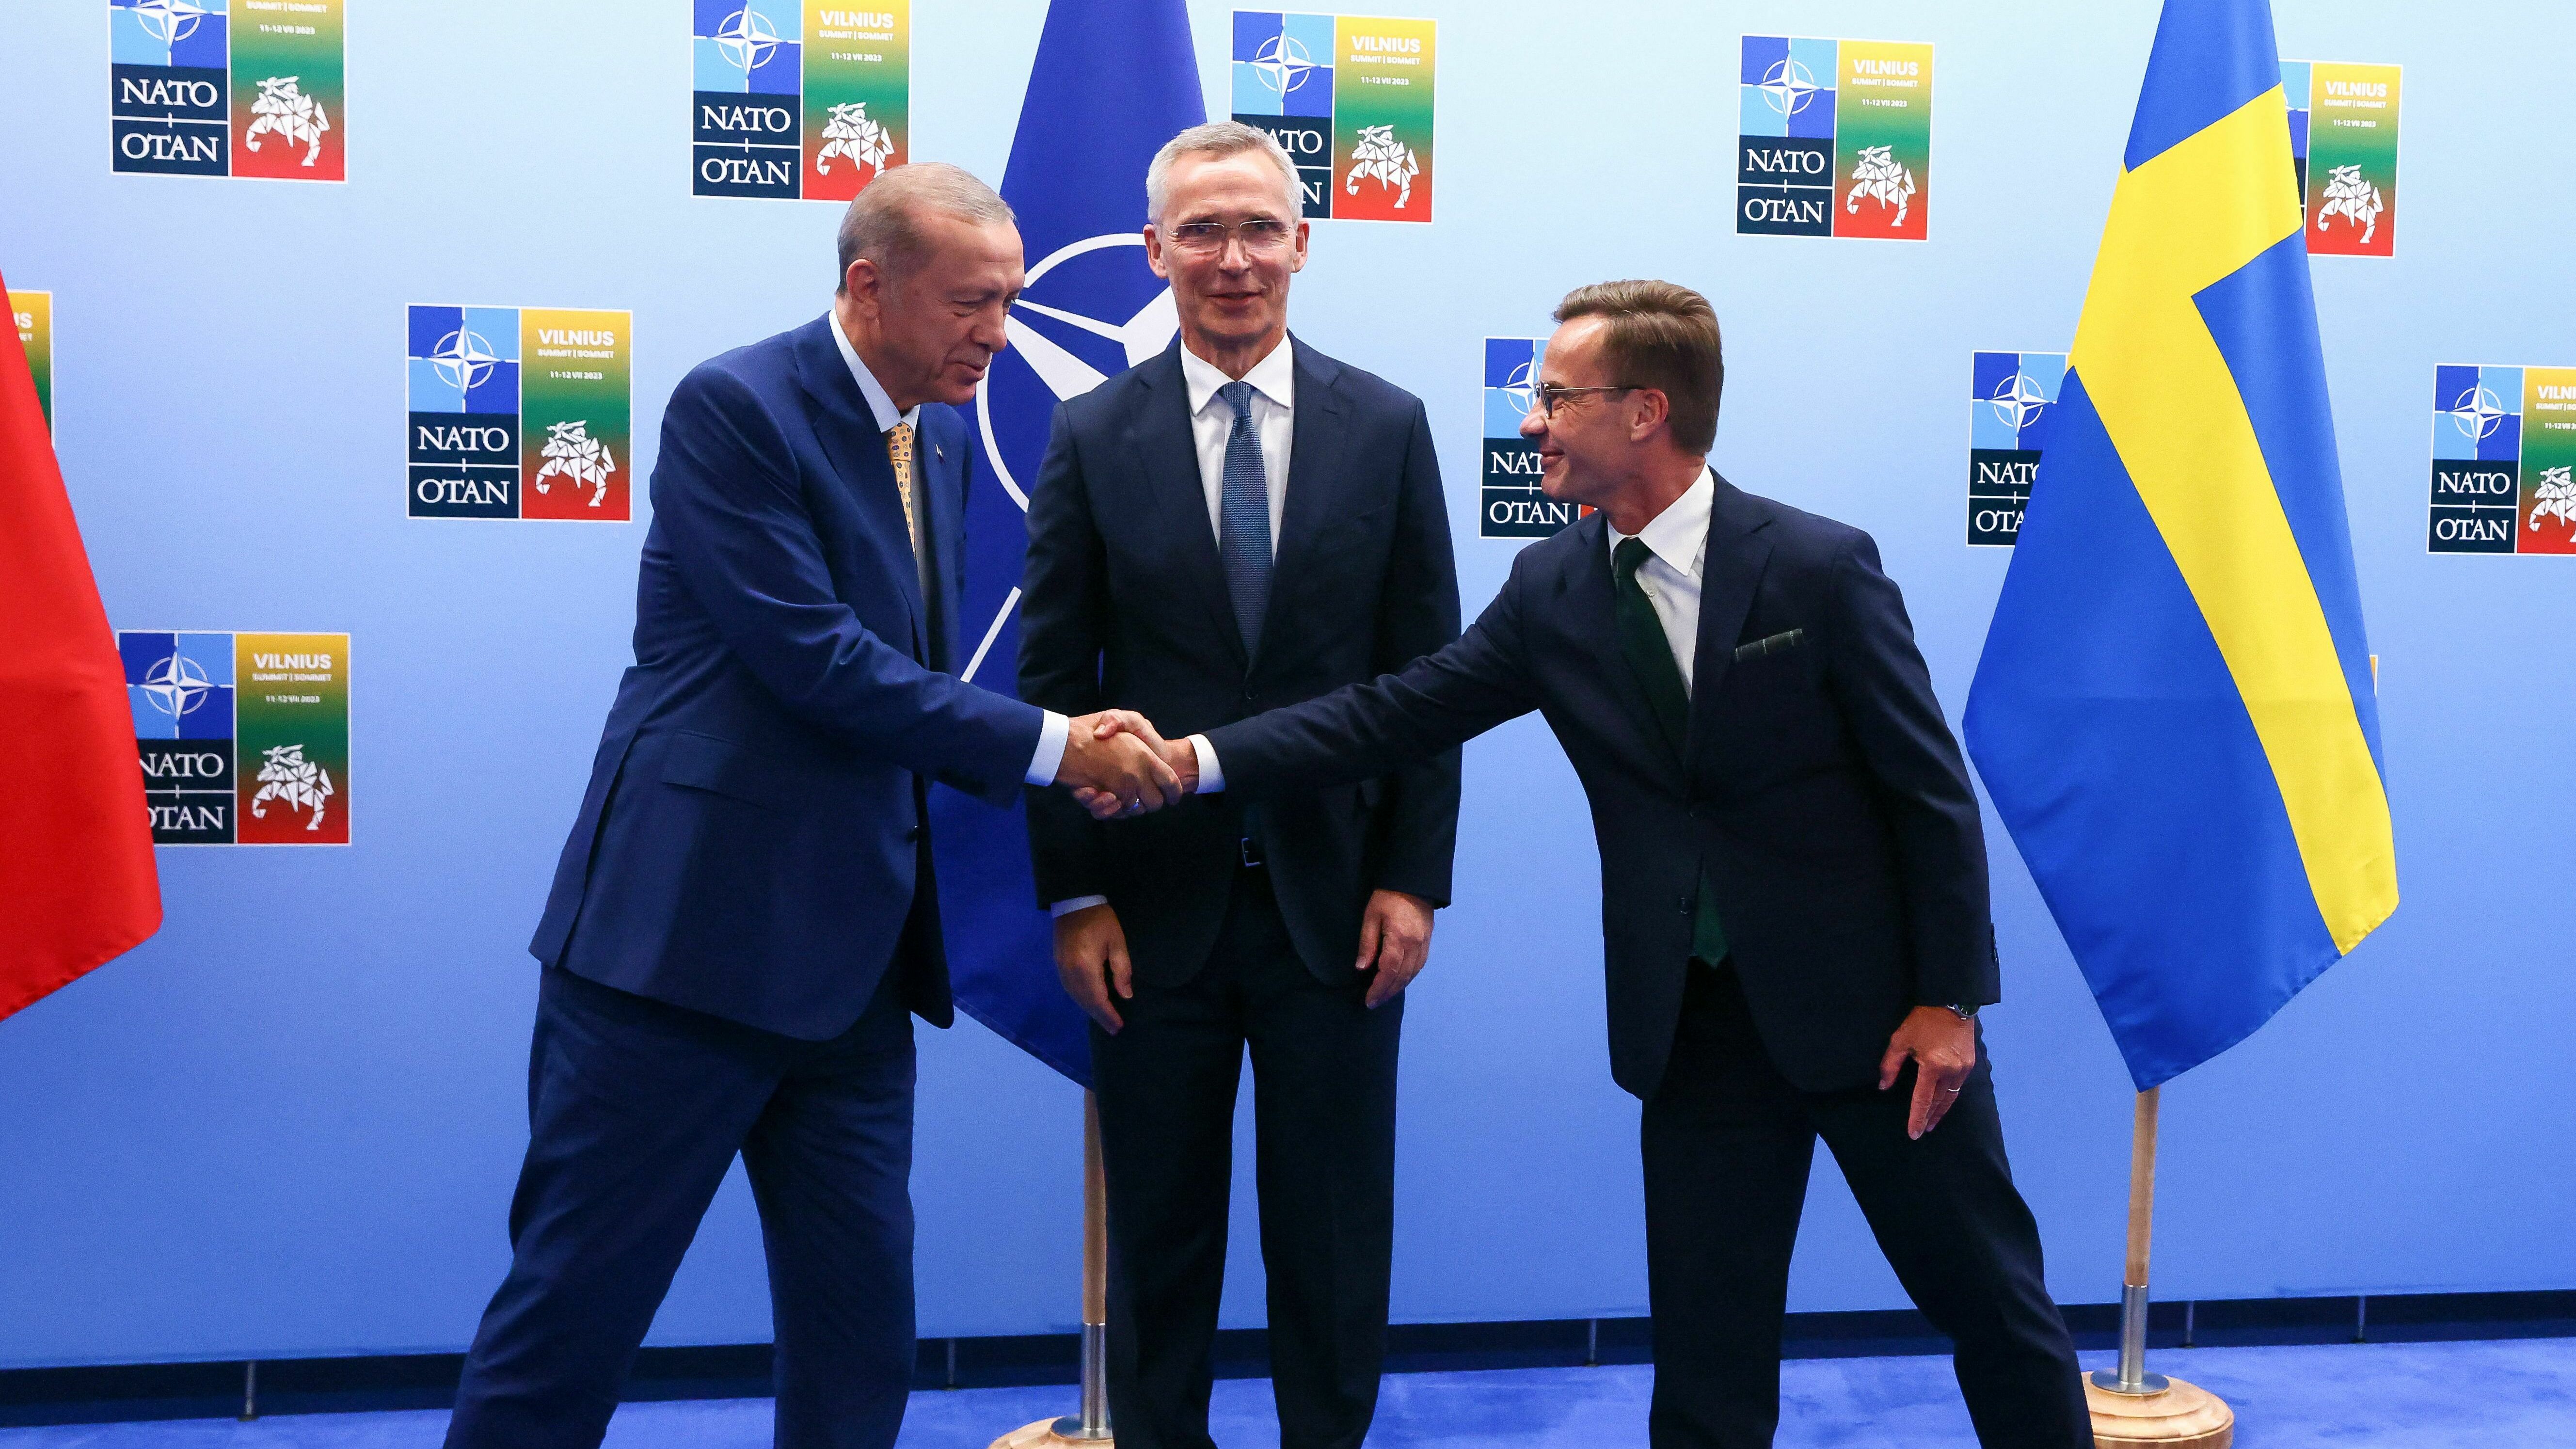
[{"x1": 1054, "y1": 711, "x2": 1201, "y2": 820}]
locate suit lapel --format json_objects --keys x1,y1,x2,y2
[
  {"x1": 1263, "y1": 338, "x2": 1350, "y2": 671},
  {"x1": 1684, "y1": 474, "x2": 1772, "y2": 765},
  {"x1": 1132, "y1": 341, "x2": 1246, "y2": 670},
  {"x1": 1558, "y1": 516, "x2": 1684, "y2": 780},
  {"x1": 922, "y1": 411, "x2": 967, "y2": 672},
  {"x1": 793, "y1": 318, "x2": 926, "y2": 658}
]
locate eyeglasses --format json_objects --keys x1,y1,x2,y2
[
  {"x1": 1163, "y1": 218, "x2": 1296, "y2": 254},
  {"x1": 1525, "y1": 383, "x2": 1639, "y2": 419}
]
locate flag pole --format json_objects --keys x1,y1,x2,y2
[
  {"x1": 2081, "y1": 1087, "x2": 2232, "y2": 1447},
  {"x1": 991, "y1": 1092, "x2": 1115, "y2": 1447}
]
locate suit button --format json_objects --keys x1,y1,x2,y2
[{"x1": 1677, "y1": 893, "x2": 1692, "y2": 914}]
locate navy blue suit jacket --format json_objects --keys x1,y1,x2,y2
[
  {"x1": 1204, "y1": 477, "x2": 1996, "y2": 1096},
  {"x1": 529, "y1": 315, "x2": 1045, "y2": 1041},
  {"x1": 1018, "y1": 337, "x2": 1460, "y2": 986}
]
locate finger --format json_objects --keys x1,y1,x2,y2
[
  {"x1": 1878, "y1": 1038, "x2": 1909, "y2": 1092},
  {"x1": 1353, "y1": 910, "x2": 1383, "y2": 971},
  {"x1": 1086, "y1": 792, "x2": 1124, "y2": 821},
  {"x1": 1908, "y1": 1064, "x2": 1937, "y2": 1140},
  {"x1": 1092, "y1": 712, "x2": 1128, "y2": 739},
  {"x1": 1142, "y1": 751, "x2": 1181, "y2": 807},
  {"x1": 1110, "y1": 948, "x2": 1134, "y2": 1001},
  {"x1": 1115, "y1": 710, "x2": 1168, "y2": 751}
]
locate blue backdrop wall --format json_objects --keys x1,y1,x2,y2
[{"x1": 3, "y1": 0, "x2": 2571, "y2": 1367}]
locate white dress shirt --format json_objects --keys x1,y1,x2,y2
[
  {"x1": 830, "y1": 309, "x2": 1068, "y2": 787},
  {"x1": 1188, "y1": 467, "x2": 1720, "y2": 796},
  {"x1": 1048, "y1": 339, "x2": 1297, "y2": 918},
  {"x1": 1606, "y1": 466, "x2": 1715, "y2": 694},
  {"x1": 1179, "y1": 335, "x2": 1294, "y2": 555}
]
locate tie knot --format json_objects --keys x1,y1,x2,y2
[
  {"x1": 1614, "y1": 535, "x2": 1652, "y2": 582},
  {"x1": 1219, "y1": 380, "x2": 1255, "y2": 421}
]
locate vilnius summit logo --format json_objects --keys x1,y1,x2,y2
[
  {"x1": 1232, "y1": 11, "x2": 1436, "y2": 223},
  {"x1": 408, "y1": 306, "x2": 635, "y2": 522},
  {"x1": 692, "y1": 2, "x2": 910, "y2": 200},
  {"x1": 119, "y1": 630, "x2": 351, "y2": 845},
  {"x1": 1737, "y1": 34, "x2": 1931, "y2": 240},
  {"x1": 110, "y1": 0, "x2": 347, "y2": 181}
]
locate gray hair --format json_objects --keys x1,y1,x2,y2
[
  {"x1": 835, "y1": 162, "x2": 1015, "y2": 292},
  {"x1": 1144, "y1": 121, "x2": 1303, "y2": 225}
]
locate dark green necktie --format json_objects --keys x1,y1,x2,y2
[{"x1": 1613, "y1": 538, "x2": 1729, "y2": 965}]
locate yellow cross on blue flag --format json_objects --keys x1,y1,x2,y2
[{"x1": 1964, "y1": 0, "x2": 2397, "y2": 1089}]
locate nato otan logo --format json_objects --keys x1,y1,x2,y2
[
  {"x1": 1968, "y1": 351, "x2": 2062, "y2": 547},
  {"x1": 1232, "y1": 11, "x2": 1437, "y2": 223},
  {"x1": 2429, "y1": 364, "x2": 2576, "y2": 555},
  {"x1": 120, "y1": 630, "x2": 351, "y2": 845},
  {"x1": 407, "y1": 305, "x2": 634, "y2": 522},
  {"x1": 1737, "y1": 35, "x2": 1932, "y2": 239},
  {"x1": 692, "y1": 2, "x2": 910, "y2": 201},
  {"x1": 1479, "y1": 338, "x2": 1586, "y2": 540},
  {"x1": 109, "y1": 0, "x2": 347, "y2": 181}
]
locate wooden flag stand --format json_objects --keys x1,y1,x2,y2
[
  {"x1": 992, "y1": 1092, "x2": 1114, "y2": 1447},
  {"x1": 2083, "y1": 1088, "x2": 2232, "y2": 1447}
]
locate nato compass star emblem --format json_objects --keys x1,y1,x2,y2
[
  {"x1": 141, "y1": 652, "x2": 215, "y2": 722},
  {"x1": 714, "y1": 8, "x2": 782, "y2": 76},
  {"x1": 2447, "y1": 385, "x2": 2508, "y2": 446},
  {"x1": 134, "y1": 0, "x2": 207, "y2": 46},
  {"x1": 1499, "y1": 358, "x2": 1540, "y2": 416},
  {"x1": 1251, "y1": 33, "x2": 1319, "y2": 102},
  {"x1": 1758, "y1": 57, "x2": 1821, "y2": 120},
  {"x1": 430, "y1": 328, "x2": 498, "y2": 395},
  {"x1": 1988, "y1": 372, "x2": 2051, "y2": 433}
]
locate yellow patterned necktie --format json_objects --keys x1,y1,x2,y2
[{"x1": 884, "y1": 420, "x2": 921, "y2": 561}]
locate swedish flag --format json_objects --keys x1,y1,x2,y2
[{"x1": 1964, "y1": 0, "x2": 2396, "y2": 1089}]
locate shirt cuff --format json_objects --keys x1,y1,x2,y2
[
  {"x1": 1049, "y1": 895, "x2": 1110, "y2": 918},
  {"x1": 1026, "y1": 711, "x2": 1071, "y2": 786},
  {"x1": 1190, "y1": 734, "x2": 1224, "y2": 793}
]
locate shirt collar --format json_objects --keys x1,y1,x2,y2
[
  {"x1": 827, "y1": 308, "x2": 921, "y2": 433},
  {"x1": 1606, "y1": 465, "x2": 1716, "y2": 577},
  {"x1": 1180, "y1": 335, "x2": 1296, "y2": 419}
]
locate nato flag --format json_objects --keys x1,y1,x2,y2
[{"x1": 933, "y1": 0, "x2": 1204, "y2": 1086}]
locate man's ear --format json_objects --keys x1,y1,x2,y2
[
  {"x1": 1143, "y1": 225, "x2": 1171, "y2": 281},
  {"x1": 843, "y1": 257, "x2": 884, "y2": 317},
  {"x1": 1629, "y1": 387, "x2": 1672, "y2": 443}
]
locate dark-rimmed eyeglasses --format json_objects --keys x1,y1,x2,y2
[
  {"x1": 1525, "y1": 383, "x2": 1639, "y2": 419},
  {"x1": 1163, "y1": 218, "x2": 1296, "y2": 254}
]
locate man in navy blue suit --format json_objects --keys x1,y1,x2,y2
[
  {"x1": 1018, "y1": 122, "x2": 1460, "y2": 1449},
  {"x1": 1089, "y1": 281, "x2": 2091, "y2": 1448},
  {"x1": 445, "y1": 164, "x2": 1182, "y2": 1449}
]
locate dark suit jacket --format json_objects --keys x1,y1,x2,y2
[
  {"x1": 1018, "y1": 336, "x2": 1461, "y2": 986},
  {"x1": 529, "y1": 315, "x2": 1044, "y2": 1040},
  {"x1": 1203, "y1": 476, "x2": 1996, "y2": 1095}
]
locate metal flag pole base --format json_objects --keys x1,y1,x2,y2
[
  {"x1": 991, "y1": 1093, "x2": 1114, "y2": 1448},
  {"x1": 2081, "y1": 1088, "x2": 2233, "y2": 1448}
]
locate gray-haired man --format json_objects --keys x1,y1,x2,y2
[
  {"x1": 445, "y1": 163, "x2": 1178, "y2": 1449},
  {"x1": 1018, "y1": 122, "x2": 1461, "y2": 1449}
]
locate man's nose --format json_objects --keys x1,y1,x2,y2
[
  {"x1": 1518, "y1": 404, "x2": 1546, "y2": 440},
  {"x1": 973, "y1": 306, "x2": 1011, "y2": 353}
]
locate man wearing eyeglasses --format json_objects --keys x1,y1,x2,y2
[
  {"x1": 1017, "y1": 120, "x2": 1461, "y2": 1449},
  {"x1": 1088, "y1": 280, "x2": 2091, "y2": 1447}
]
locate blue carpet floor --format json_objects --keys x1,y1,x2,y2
[{"x1": 6, "y1": 1339, "x2": 2571, "y2": 1447}]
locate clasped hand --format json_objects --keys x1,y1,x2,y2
[
  {"x1": 1058, "y1": 712, "x2": 1198, "y2": 819},
  {"x1": 1055, "y1": 710, "x2": 1195, "y2": 816}
]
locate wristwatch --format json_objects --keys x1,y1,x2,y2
[{"x1": 1944, "y1": 1003, "x2": 1978, "y2": 1022}]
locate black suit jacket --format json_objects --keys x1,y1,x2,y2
[
  {"x1": 1203, "y1": 476, "x2": 1996, "y2": 1095},
  {"x1": 1018, "y1": 336, "x2": 1461, "y2": 986}
]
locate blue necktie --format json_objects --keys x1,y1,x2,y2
[{"x1": 1217, "y1": 381, "x2": 1273, "y2": 656}]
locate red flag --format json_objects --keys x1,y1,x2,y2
[{"x1": 0, "y1": 268, "x2": 160, "y2": 1021}]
